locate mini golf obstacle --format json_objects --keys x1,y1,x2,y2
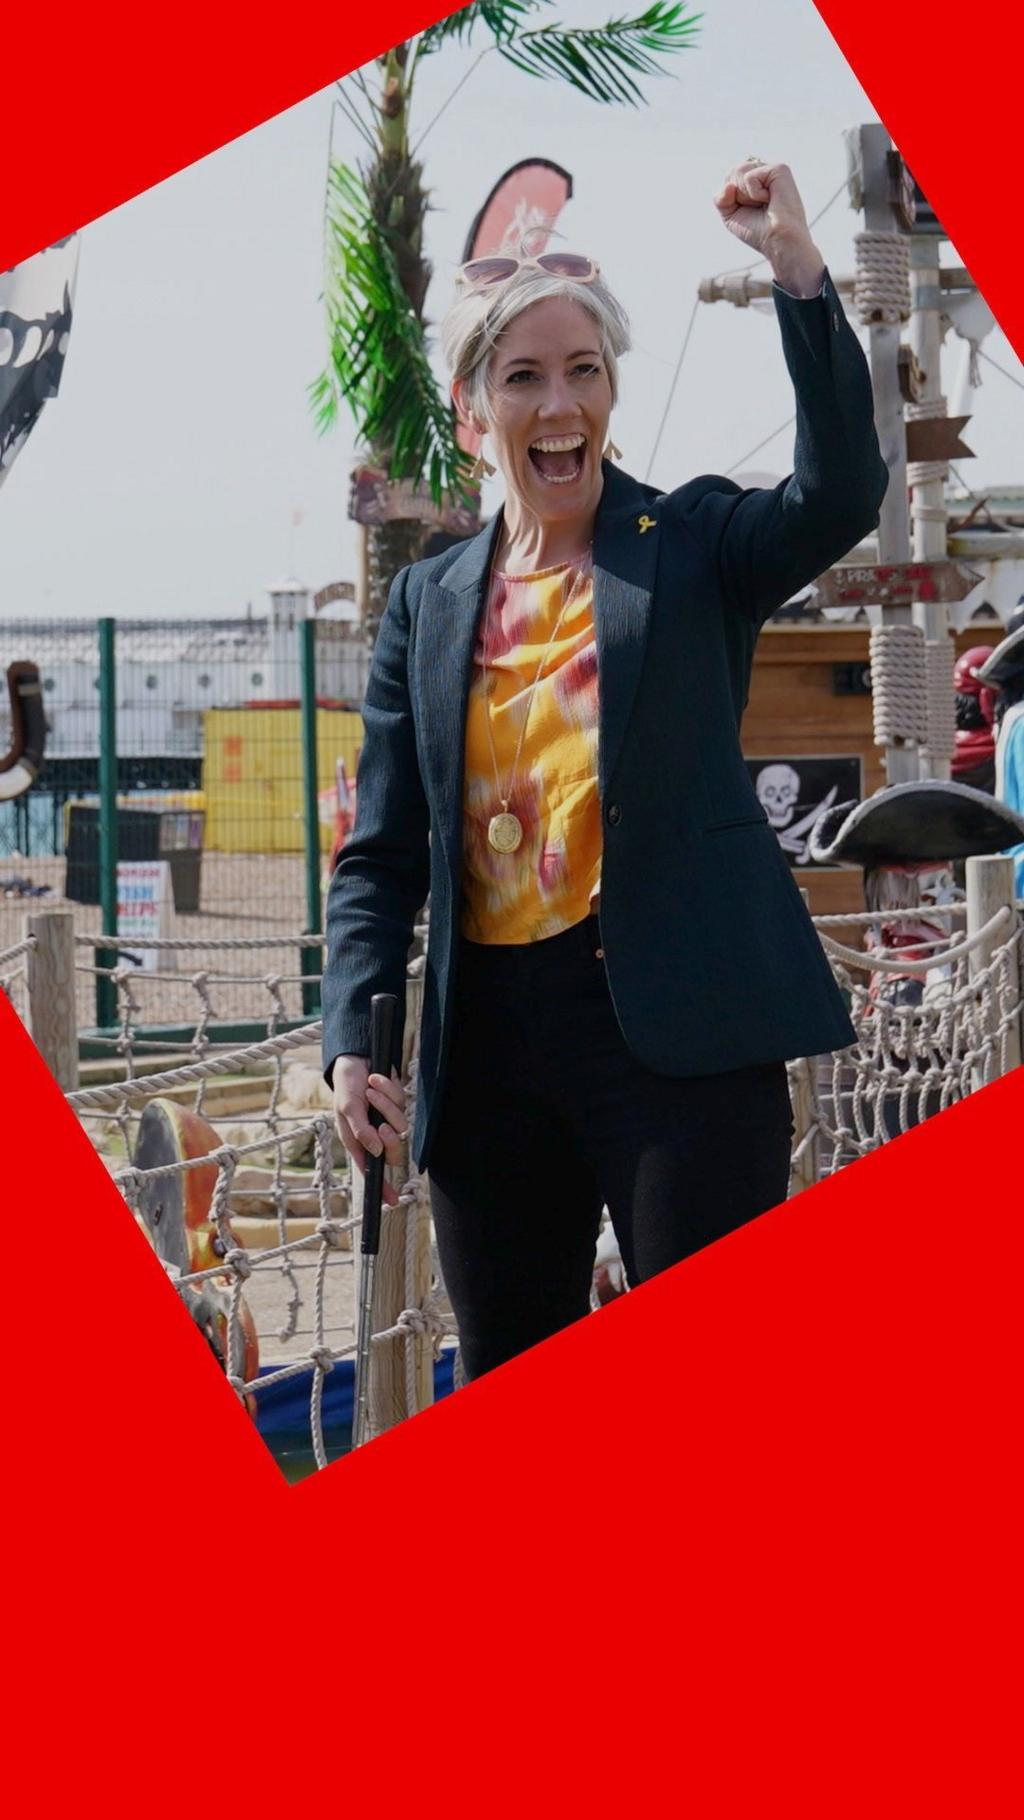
[
  {"x1": 132, "y1": 1098, "x2": 261, "y2": 1415},
  {"x1": 70, "y1": 962, "x2": 455, "y2": 1469}
]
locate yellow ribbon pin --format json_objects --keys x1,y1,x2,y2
[{"x1": 638, "y1": 514, "x2": 656, "y2": 534}]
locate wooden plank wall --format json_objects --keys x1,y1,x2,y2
[{"x1": 744, "y1": 623, "x2": 1003, "y2": 918}]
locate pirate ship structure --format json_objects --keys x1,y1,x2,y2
[{"x1": 699, "y1": 125, "x2": 1024, "y2": 921}]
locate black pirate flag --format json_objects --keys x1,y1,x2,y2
[{"x1": 0, "y1": 234, "x2": 79, "y2": 485}]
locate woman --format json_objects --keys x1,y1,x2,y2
[{"x1": 323, "y1": 160, "x2": 889, "y2": 1381}]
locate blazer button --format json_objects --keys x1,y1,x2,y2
[
  {"x1": 831, "y1": 310, "x2": 840, "y2": 331},
  {"x1": 606, "y1": 803, "x2": 622, "y2": 825}
]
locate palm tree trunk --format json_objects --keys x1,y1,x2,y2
[
  {"x1": 362, "y1": 45, "x2": 433, "y2": 650},
  {"x1": 365, "y1": 517, "x2": 429, "y2": 650}
]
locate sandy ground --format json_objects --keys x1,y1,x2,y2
[{"x1": 2, "y1": 850, "x2": 318, "y2": 1033}]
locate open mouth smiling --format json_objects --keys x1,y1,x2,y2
[{"x1": 528, "y1": 433, "x2": 587, "y2": 484}]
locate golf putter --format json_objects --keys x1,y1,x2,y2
[{"x1": 351, "y1": 991, "x2": 399, "y2": 1450}]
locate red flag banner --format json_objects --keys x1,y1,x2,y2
[{"x1": 458, "y1": 157, "x2": 575, "y2": 462}]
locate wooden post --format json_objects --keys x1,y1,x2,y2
[
  {"x1": 787, "y1": 1058, "x2": 820, "y2": 1196},
  {"x1": 359, "y1": 970, "x2": 433, "y2": 1440},
  {"x1": 789, "y1": 890, "x2": 821, "y2": 1194},
  {"x1": 909, "y1": 234, "x2": 953, "y2": 782},
  {"x1": 25, "y1": 906, "x2": 79, "y2": 1090},
  {"x1": 965, "y1": 854, "x2": 1021, "y2": 1087},
  {"x1": 855, "y1": 125, "x2": 912, "y2": 577},
  {"x1": 853, "y1": 124, "x2": 917, "y2": 789}
]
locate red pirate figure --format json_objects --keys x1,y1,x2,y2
[
  {"x1": 952, "y1": 645, "x2": 999, "y2": 795},
  {"x1": 810, "y1": 779, "x2": 1024, "y2": 1013}
]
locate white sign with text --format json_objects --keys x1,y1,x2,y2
[{"x1": 116, "y1": 861, "x2": 173, "y2": 972}]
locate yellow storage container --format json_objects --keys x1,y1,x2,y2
[{"x1": 202, "y1": 707, "x2": 363, "y2": 853}]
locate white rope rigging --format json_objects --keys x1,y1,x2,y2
[
  {"x1": 853, "y1": 230, "x2": 911, "y2": 326},
  {"x1": 869, "y1": 623, "x2": 929, "y2": 748},
  {"x1": 0, "y1": 932, "x2": 35, "y2": 1009},
  {"x1": 812, "y1": 904, "x2": 968, "y2": 926},
  {"x1": 922, "y1": 634, "x2": 957, "y2": 766},
  {"x1": 0, "y1": 933, "x2": 37, "y2": 967},
  {"x1": 67, "y1": 1021, "x2": 323, "y2": 1110},
  {"x1": 816, "y1": 905, "x2": 1011, "y2": 974}
]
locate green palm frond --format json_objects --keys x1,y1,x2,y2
[
  {"x1": 312, "y1": 161, "x2": 471, "y2": 506},
  {"x1": 417, "y1": 2, "x2": 550, "y2": 55},
  {"x1": 496, "y1": 4, "x2": 700, "y2": 105}
]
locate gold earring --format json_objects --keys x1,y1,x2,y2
[
  {"x1": 603, "y1": 438, "x2": 623, "y2": 462},
  {"x1": 470, "y1": 449, "x2": 496, "y2": 482}
]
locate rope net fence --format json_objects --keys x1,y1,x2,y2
[
  {"x1": 7, "y1": 893, "x2": 1023, "y2": 1473},
  {"x1": 74, "y1": 929, "x2": 328, "y2": 1072},
  {"x1": 65, "y1": 945, "x2": 453, "y2": 1473},
  {"x1": 787, "y1": 900, "x2": 1023, "y2": 1188}
]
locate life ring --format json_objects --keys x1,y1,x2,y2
[
  {"x1": 0, "y1": 662, "x2": 47, "y2": 802},
  {"x1": 132, "y1": 1099, "x2": 260, "y2": 1414}
]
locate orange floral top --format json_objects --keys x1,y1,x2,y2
[{"x1": 461, "y1": 552, "x2": 602, "y2": 943}]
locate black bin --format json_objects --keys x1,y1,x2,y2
[{"x1": 65, "y1": 806, "x2": 204, "y2": 913}]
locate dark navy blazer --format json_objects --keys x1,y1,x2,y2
[{"x1": 322, "y1": 269, "x2": 890, "y2": 1171}]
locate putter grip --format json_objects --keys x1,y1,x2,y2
[{"x1": 361, "y1": 992, "x2": 399, "y2": 1256}]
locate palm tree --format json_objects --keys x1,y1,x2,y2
[{"x1": 313, "y1": 3, "x2": 701, "y2": 647}]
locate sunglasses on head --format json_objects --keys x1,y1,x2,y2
[{"x1": 456, "y1": 252, "x2": 600, "y2": 289}]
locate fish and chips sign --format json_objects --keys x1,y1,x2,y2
[
  {"x1": 348, "y1": 465, "x2": 480, "y2": 536},
  {"x1": 116, "y1": 861, "x2": 172, "y2": 971}
]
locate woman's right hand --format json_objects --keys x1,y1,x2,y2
[{"x1": 332, "y1": 1055, "x2": 408, "y2": 1208}]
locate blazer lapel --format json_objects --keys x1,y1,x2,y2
[
  {"x1": 592, "y1": 463, "x2": 662, "y2": 797},
  {"x1": 413, "y1": 464, "x2": 661, "y2": 858},
  {"x1": 413, "y1": 513, "x2": 502, "y2": 866}
]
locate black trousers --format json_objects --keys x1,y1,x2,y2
[{"x1": 428, "y1": 913, "x2": 794, "y2": 1381}]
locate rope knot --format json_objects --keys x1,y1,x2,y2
[
  {"x1": 309, "y1": 1346, "x2": 335, "y2": 1375},
  {"x1": 223, "y1": 1246, "x2": 252, "y2": 1281},
  {"x1": 396, "y1": 1306, "x2": 429, "y2": 1336},
  {"x1": 396, "y1": 1303, "x2": 448, "y2": 1358}
]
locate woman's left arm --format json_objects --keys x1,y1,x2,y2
[{"x1": 672, "y1": 161, "x2": 890, "y2": 626}]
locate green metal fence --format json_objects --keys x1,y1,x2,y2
[{"x1": 1, "y1": 605, "x2": 367, "y2": 1038}]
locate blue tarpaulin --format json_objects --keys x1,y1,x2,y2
[{"x1": 256, "y1": 1352, "x2": 457, "y2": 1453}]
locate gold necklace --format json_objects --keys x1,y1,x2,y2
[{"x1": 482, "y1": 556, "x2": 589, "y2": 853}]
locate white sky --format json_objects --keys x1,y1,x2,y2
[{"x1": 2, "y1": 0, "x2": 1021, "y2": 621}]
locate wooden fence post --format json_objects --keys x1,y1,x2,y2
[
  {"x1": 25, "y1": 906, "x2": 79, "y2": 1090},
  {"x1": 789, "y1": 888, "x2": 821, "y2": 1194},
  {"x1": 359, "y1": 969, "x2": 433, "y2": 1441},
  {"x1": 965, "y1": 854, "x2": 1021, "y2": 1087}
]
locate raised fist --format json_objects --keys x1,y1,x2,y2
[{"x1": 714, "y1": 160, "x2": 812, "y2": 258}]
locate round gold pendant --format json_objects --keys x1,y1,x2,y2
[{"x1": 488, "y1": 811, "x2": 523, "y2": 853}]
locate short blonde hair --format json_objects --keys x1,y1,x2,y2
[{"x1": 441, "y1": 261, "x2": 631, "y2": 428}]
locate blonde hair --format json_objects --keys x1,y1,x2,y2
[{"x1": 440, "y1": 258, "x2": 631, "y2": 428}]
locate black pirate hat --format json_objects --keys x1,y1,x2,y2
[
  {"x1": 975, "y1": 623, "x2": 1024, "y2": 690},
  {"x1": 809, "y1": 779, "x2": 1024, "y2": 866}
]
